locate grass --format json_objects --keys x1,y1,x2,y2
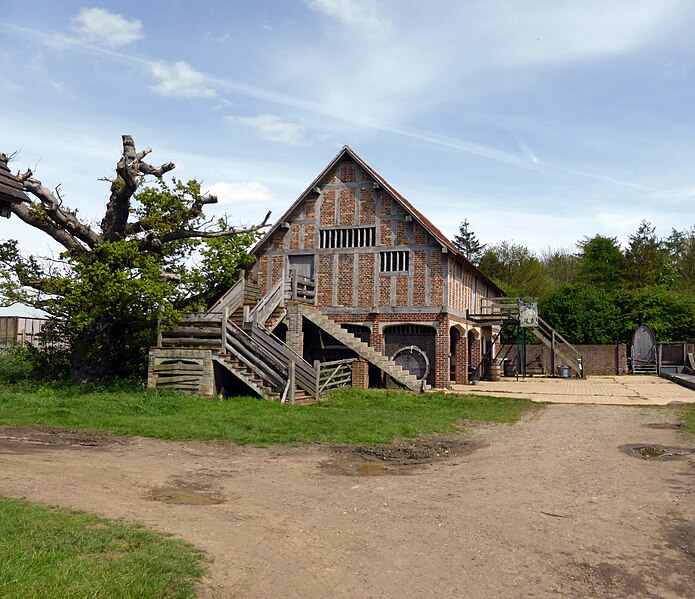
[
  {"x1": 0, "y1": 496, "x2": 206, "y2": 599},
  {"x1": 683, "y1": 404, "x2": 695, "y2": 435},
  {"x1": 0, "y1": 380, "x2": 536, "y2": 445}
]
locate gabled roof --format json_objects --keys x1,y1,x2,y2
[{"x1": 252, "y1": 145, "x2": 502, "y2": 294}]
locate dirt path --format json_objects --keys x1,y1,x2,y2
[{"x1": 1, "y1": 404, "x2": 694, "y2": 598}]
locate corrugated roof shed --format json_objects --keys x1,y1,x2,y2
[{"x1": 0, "y1": 153, "x2": 29, "y2": 218}]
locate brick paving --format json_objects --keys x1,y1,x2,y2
[{"x1": 450, "y1": 375, "x2": 695, "y2": 405}]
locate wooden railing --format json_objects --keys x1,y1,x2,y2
[
  {"x1": 158, "y1": 313, "x2": 223, "y2": 348},
  {"x1": 478, "y1": 297, "x2": 524, "y2": 317},
  {"x1": 285, "y1": 271, "x2": 316, "y2": 302},
  {"x1": 535, "y1": 316, "x2": 583, "y2": 377},
  {"x1": 222, "y1": 320, "x2": 319, "y2": 399},
  {"x1": 315, "y1": 358, "x2": 354, "y2": 395},
  {"x1": 206, "y1": 277, "x2": 246, "y2": 319},
  {"x1": 245, "y1": 277, "x2": 284, "y2": 327}
]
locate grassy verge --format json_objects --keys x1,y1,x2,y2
[
  {"x1": 0, "y1": 382, "x2": 536, "y2": 445},
  {"x1": 682, "y1": 404, "x2": 695, "y2": 435},
  {"x1": 0, "y1": 496, "x2": 206, "y2": 599}
]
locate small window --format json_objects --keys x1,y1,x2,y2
[
  {"x1": 380, "y1": 250, "x2": 409, "y2": 272},
  {"x1": 320, "y1": 226, "x2": 376, "y2": 249}
]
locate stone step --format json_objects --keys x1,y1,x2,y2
[{"x1": 300, "y1": 306, "x2": 421, "y2": 393}]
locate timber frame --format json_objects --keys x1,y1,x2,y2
[{"x1": 150, "y1": 146, "x2": 583, "y2": 400}]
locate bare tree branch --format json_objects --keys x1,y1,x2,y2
[
  {"x1": 138, "y1": 210, "x2": 272, "y2": 252},
  {"x1": 18, "y1": 174, "x2": 102, "y2": 249},
  {"x1": 8, "y1": 201, "x2": 87, "y2": 254},
  {"x1": 101, "y1": 135, "x2": 175, "y2": 240}
]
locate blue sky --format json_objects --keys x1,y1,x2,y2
[{"x1": 1, "y1": 1, "x2": 694, "y2": 272}]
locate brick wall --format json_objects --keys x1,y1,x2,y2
[{"x1": 500, "y1": 344, "x2": 628, "y2": 376}]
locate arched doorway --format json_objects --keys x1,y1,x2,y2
[
  {"x1": 449, "y1": 325, "x2": 467, "y2": 384},
  {"x1": 383, "y1": 324, "x2": 436, "y2": 385}
]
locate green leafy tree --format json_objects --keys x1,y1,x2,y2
[
  {"x1": 452, "y1": 219, "x2": 486, "y2": 265},
  {"x1": 478, "y1": 241, "x2": 547, "y2": 297},
  {"x1": 623, "y1": 220, "x2": 670, "y2": 288},
  {"x1": 539, "y1": 284, "x2": 623, "y2": 343},
  {"x1": 539, "y1": 247, "x2": 579, "y2": 291},
  {"x1": 0, "y1": 136, "x2": 270, "y2": 381},
  {"x1": 664, "y1": 226, "x2": 695, "y2": 289},
  {"x1": 577, "y1": 235, "x2": 624, "y2": 290}
]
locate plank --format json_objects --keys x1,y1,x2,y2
[
  {"x1": 155, "y1": 375, "x2": 201, "y2": 384},
  {"x1": 153, "y1": 363, "x2": 204, "y2": 373}
]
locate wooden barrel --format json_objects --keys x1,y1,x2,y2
[{"x1": 487, "y1": 361, "x2": 501, "y2": 382}]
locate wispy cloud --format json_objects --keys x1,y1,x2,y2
[
  {"x1": 71, "y1": 7, "x2": 143, "y2": 47},
  {"x1": 226, "y1": 114, "x2": 306, "y2": 144},
  {"x1": 305, "y1": 0, "x2": 390, "y2": 31},
  {"x1": 206, "y1": 181, "x2": 275, "y2": 205},
  {"x1": 204, "y1": 31, "x2": 230, "y2": 43},
  {"x1": 150, "y1": 61, "x2": 216, "y2": 99}
]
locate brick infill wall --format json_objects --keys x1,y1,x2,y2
[{"x1": 500, "y1": 344, "x2": 628, "y2": 376}]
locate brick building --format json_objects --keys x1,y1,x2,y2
[{"x1": 249, "y1": 146, "x2": 503, "y2": 389}]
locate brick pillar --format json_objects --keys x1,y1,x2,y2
[
  {"x1": 351, "y1": 360, "x2": 369, "y2": 389},
  {"x1": 470, "y1": 335, "x2": 482, "y2": 379},
  {"x1": 434, "y1": 318, "x2": 450, "y2": 389},
  {"x1": 285, "y1": 303, "x2": 304, "y2": 356},
  {"x1": 370, "y1": 318, "x2": 384, "y2": 353},
  {"x1": 455, "y1": 329, "x2": 468, "y2": 384}
]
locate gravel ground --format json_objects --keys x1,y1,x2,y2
[{"x1": 1, "y1": 403, "x2": 694, "y2": 598}]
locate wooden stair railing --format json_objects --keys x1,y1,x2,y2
[
  {"x1": 206, "y1": 277, "x2": 246, "y2": 319},
  {"x1": 220, "y1": 320, "x2": 319, "y2": 400},
  {"x1": 531, "y1": 317, "x2": 584, "y2": 377},
  {"x1": 245, "y1": 277, "x2": 284, "y2": 328}
]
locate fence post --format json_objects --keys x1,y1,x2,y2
[
  {"x1": 314, "y1": 359, "x2": 321, "y2": 400},
  {"x1": 156, "y1": 305, "x2": 164, "y2": 348},
  {"x1": 288, "y1": 360, "x2": 296, "y2": 405},
  {"x1": 221, "y1": 305, "x2": 228, "y2": 352},
  {"x1": 657, "y1": 344, "x2": 662, "y2": 375}
]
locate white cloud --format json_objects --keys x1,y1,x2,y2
[
  {"x1": 226, "y1": 114, "x2": 305, "y2": 145},
  {"x1": 206, "y1": 182, "x2": 275, "y2": 205},
  {"x1": 70, "y1": 7, "x2": 143, "y2": 47},
  {"x1": 149, "y1": 61, "x2": 216, "y2": 99},
  {"x1": 306, "y1": 0, "x2": 389, "y2": 30},
  {"x1": 204, "y1": 31, "x2": 230, "y2": 43}
]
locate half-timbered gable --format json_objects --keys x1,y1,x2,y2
[
  {"x1": 252, "y1": 146, "x2": 499, "y2": 316},
  {"x1": 250, "y1": 146, "x2": 502, "y2": 388},
  {"x1": 150, "y1": 148, "x2": 583, "y2": 399}
]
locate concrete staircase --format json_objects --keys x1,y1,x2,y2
[{"x1": 299, "y1": 306, "x2": 427, "y2": 393}]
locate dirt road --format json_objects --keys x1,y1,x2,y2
[{"x1": 1, "y1": 404, "x2": 694, "y2": 598}]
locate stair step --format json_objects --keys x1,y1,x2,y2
[{"x1": 300, "y1": 306, "x2": 421, "y2": 392}]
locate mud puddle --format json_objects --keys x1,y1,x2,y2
[
  {"x1": 322, "y1": 434, "x2": 483, "y2": 476},
  {"x1": 148, "y1": 476, "x2": 225, "y2": 505},
  {"x1": 621, "y1": 443, "x2": 695, "y2": 461},
  {"x1": 0, "y1": 425, "x2": 122, "y2": 453}
]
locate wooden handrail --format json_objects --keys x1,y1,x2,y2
[
  {"x1": 247, "y1": 323, "x2": 317, "y2": 394},
  {"x1": 207, "y1": 277, "x2": 245, "y2": 318},
  {"x1": 247, "y1": 277, "x2": 284, "y2": 326}
]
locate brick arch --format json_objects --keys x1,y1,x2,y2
[{"x1": 381, "y1": 324, "x2": 437, "y2": 386}]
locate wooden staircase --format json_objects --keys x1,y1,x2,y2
[
  {"x1": 470, "y1": 297, "x2": 584, "y2": 378},
  {"x1": 152, "y1": 273, "x2": 429, "y2": 399},
  {"x1": 299, "y1": 305, "x2": 428, "y2": 392}
]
